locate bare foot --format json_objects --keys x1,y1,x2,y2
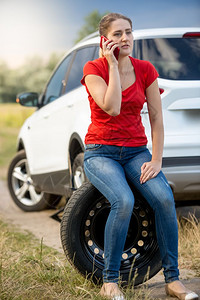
[{"x1": 100, "y1": 282, "x2": 124, "y2": 299}]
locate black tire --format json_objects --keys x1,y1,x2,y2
[
  {"x1": 72, "y1": 152, "x2": 88, "y2": 189},
  {"x1": 7, "y1": 150, "x2": 61, "y2": 212},
  {"x1": 60, "y1": 182, "x2": 162, "y2": 286}
]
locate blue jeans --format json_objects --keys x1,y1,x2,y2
[{"x1": 84, "y1": 144, "x2": 179, "y2": 284}]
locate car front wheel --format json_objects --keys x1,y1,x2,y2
[{"x1": 7, "y1": 150, "x2": 61, "y2": 211}]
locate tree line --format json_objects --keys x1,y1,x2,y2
[
  {"x1": 0, "y1": 53, "x2": 63, "y2": 103},
  {"x1": 0, "y1": 10, "x2": 107, "y2": 103}
]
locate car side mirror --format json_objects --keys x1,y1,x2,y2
[{"x1": 16, "y1": 92, "x2": 39, "y2": 107}]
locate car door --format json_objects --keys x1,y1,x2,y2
[
  {"x1": 60, "y1": 45, "x2": 98, "y2": 145},
  {"x1": 25, "y1": 46, "x2": 96, "y2": 175},
  {"x1": 23, "y1": 53, "x2": 74, "y2": 174}
]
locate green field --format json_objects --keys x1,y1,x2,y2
[{"x1": 0, "y1": 103, "x2": 35, "y2": 179}]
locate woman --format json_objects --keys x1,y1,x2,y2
[{"x1": 81, "y1": 13, "x2": 199, "y2": 300}]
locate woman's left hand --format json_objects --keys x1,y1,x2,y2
[{"x1": 140, "y1": 160, "x2": 162, "y2": 184}]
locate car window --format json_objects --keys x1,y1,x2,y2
[
  {"x1": 65, "y1": 46, "x2": 96, "y2": 93},
  {"x1": 43, "y1": 54, "x2": 73, "y2": 105},
  {"x1": 138, "y1": 38, "x2": 200, "y2": 80},
  {"x1": 132, "y1": 40, "x2": 139, "y2": 58}
]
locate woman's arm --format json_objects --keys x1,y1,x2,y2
[
  {"x1": 140, "y1": 79, "x2": 164, "y2": 184},
  {"x1": 85, "y1": 41, "x2": 122, "y2": 116}
]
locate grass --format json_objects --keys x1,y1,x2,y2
[
  {"x1": 0, "y1": 103, "x2": 35, "y2": 179},
  {"x1": 0, "y1": 103, "x2": 35, "y2": 128},
  {"x1": 0, "y1": 219, "x2": 157, "y2": 300},
  {"x1": 178, "y1": 216, "x2": 200, "y2": 277},
  {"x1": 0, "y1": 217, "x2": 199, "y2": 299}
]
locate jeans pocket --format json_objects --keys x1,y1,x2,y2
[{"x1": 85, "y1": 144, "x2": 102, "y2": 151}]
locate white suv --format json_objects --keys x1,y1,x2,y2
[{"x1": 8, "y1": 27, "x2": 200, "y2": 211}]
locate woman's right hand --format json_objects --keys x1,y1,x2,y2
[
  {"x1": 102, "y1": 37, "x2": 119, "y2": 65},
  {"x1": 85, "y1": 37, "x2": 122, "y2": 116}
]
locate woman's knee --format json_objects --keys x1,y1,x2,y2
[
  {"x1": 111, "y1": 192, "x2": 134, "y2": 219},
  {"x1": 143, "y1": 173, "x2": 175, "y2": 210},
  {"x1": 151, "y1": 188, "x2": 175, "y2": 215},
  {"x1": 159, "y1": 193, "x2": 175, "y2": 208}
]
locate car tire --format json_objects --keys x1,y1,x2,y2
[
  {"x1": 7, "y1": 150, "x2": 61, "y2": 211},
  {"x1": 72, "y1": 152, "x2": 88, "y2": 189},
  {"x1": 60, "y1": 182, "x2": 162, "y2": 286}
]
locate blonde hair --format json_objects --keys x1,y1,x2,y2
[{"x1": 98, "y1": 13, "x2": 133, "y2": 57}]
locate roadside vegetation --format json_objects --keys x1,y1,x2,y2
[
  {"x1": 178, "y1": 216, "x2": 200, "y2": 277},
  {"x1": 0, "y1": 10, "x2": 107, "y2": 104},
  {"x1": 0, "y1": 217, "x2": 199, "y2": 300},
  {"x1": 0, "y1": 53, "x2": 62, "y2": 103},
  {"x1": 0, "y1": 103, "x2": 35, "y2": 179},
  {"x1": 0, "y1": 219, "x2": 153, "y2": 300}
]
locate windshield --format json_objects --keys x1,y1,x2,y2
[{"x1": 135, "y1": 37, "x2": 200, "y2": 80}]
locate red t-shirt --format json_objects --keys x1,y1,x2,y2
[{"x1": 81, "y1": 56, "x2": 159, "y2": 147}]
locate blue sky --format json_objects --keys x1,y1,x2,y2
[{"x1": 0, "y1": 0, "x2": 199, "y2": 68}]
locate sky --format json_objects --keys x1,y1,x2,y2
[{"x1": 0, "y1": 0, "x2": 200, "y2": 68}]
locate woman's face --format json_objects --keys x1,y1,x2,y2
[{"x1": 107, "y1": 18, "x2": 133, "y2": 57}]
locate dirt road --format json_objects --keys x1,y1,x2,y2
[
  {"x1": 0, "y1": 179, "x2": 199, "y2": 299},
  {"x1": 0, "y1": 180, "x2": 62, "y2": 252}
]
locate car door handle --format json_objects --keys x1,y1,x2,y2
[{"x1": 67, "y1": 104, "x2": 74, "y2": 108}]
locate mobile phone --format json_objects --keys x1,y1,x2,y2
[{"x1": 100, "y1": 35, "x2": 120, "y2": 60}]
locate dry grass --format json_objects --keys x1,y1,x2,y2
[
  {"x1": 0, "y1": 217, "x2": 199, "y2": 300},
  {"x1": 0, "y1": 219, "x2": 157, "y2": 300},
  {"x1": 178, "y1": 215, "x2": 200, "y2": 276}
]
